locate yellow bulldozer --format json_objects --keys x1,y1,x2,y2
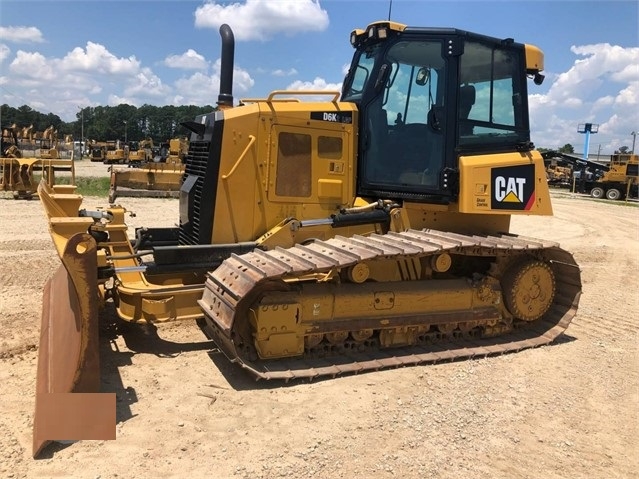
[
  {"x1": 1, "y1": 127, "x2": 76, "y2": 199},
  {"x1": 126, "y1": 138, "x2": 155, "y2": 166},
  {"x1": 107, "y1": 137, "x2": 187, "y2": 202},
  {"x1": 104, "y1": 140, "x2": 127, "y2": 164},
  {"x1": 33, "y1": 21, "x2": 582, "y2": 456},
  {"x1": 89, "y1": 141, "x2": 108, "y2": 162},
  {"x1": 164, "y1": 136, "x2": 189, "y2": 164}
]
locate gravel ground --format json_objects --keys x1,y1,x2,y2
[{"x1": 0, "y1": 160, "x2": 637, "y2": 478}]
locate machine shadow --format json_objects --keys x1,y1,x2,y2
[
  {"x1": 95, "y1": 301, "x2": 579, "y2": 397},
  {"x1": 196, "y1": 319, "x2": 579, "y2": 392},
  {"x1": 36, "y1": 441, "x2": 74, "y2": 459},
  {"x1": 96, "y1": 306, "x2": 216, "y2": 425},
  {"x1": 36, "y1": 320, "x2": 576, "y2": 459},
  {"x1": 98, "y1": 307, "x2": 314, "y2": 394},
  {"x1": 98, "y1": 308, "x2": 137, "y2": 426},
  {"x1": 94, "y1": 306, "x2": 284, "y2": 416}
]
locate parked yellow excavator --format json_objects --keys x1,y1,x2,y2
[{"x1": 33, "y1": 22, "x2": 582, "y2": 456}]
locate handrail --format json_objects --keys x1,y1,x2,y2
[
  {"x1": 221, "y1": 135, "x2": 256, "y2": 181},
  {"x1": 268, "y1": 90, "x2": 340, "y2": 102},
  {"x1": 240, "y1": 90, "x2": 341, "y2": 104}
]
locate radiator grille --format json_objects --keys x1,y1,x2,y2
[{"x1": 178, "y1": 140, "x2": 210, "y2": 245}]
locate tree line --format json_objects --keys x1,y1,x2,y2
[
  {"x1": 3, "y1": 103, "x2": 632, "y2": 155},
  {"x1": 1, "y1": 103, "x2": 215, "y2": 143}
]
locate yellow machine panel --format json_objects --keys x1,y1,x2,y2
[{"x1": 457, "y1": 151, "x2": 553, "y2": 215}]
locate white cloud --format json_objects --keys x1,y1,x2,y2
[
  {"x1": 163, "y1": 49, "x2": 208, "y2": 70},
  {"x1": 194, "y1": 0, "x2": 329, "y2": 41},
  {"x1": 2, "y1": 42, "x2": 165, "y2": 120},
  {"x1": 282, "y1": 77, "x2": 342, "y2": 101},
  {"x1": 233, "y1": 67, "x2": 256, "y2": 93},
  {"x1": 614, "y1": 81, "x2": 638, "y2": 106},
  {"x1": 563, "y1": 97, "x2": 583, "y2": 108},
  {"x1": 592, "y1": 95, "x2": 614, "y2": 111},
  {"x1": 1, "y1": 31, "x2": 257, "y2": 120},
  {"x1": 4, "y1": 44, "x2": 142, "y2": 119},
  {"x1": 571, "y1": 44, "x2": 639, "y2": 82},
  {"x1": 5, "y1": 38, "x2": 255, "y2": 114},
  {"x1": 529, "y1": 43, "x2": 639, "y2": 151},
  {"x1": 0, "y1": 44, "x2": 10, "y2": 63},
  {"x1": 108, "y1": 94, "x2": 138, "y2": 107},
  {"x1": 0, "y1": 26, "x2": 44, "y2": 44},
  {"x1": 9, "y1": 50, "x2": 57, "y2": 81},
  {"x1": 272, "y1": 68, "x2": 298, "y2": 77},
  {"x1": 61, "y1": 42, "x2": 140, "y2": 74},
  {"x1": 173, "y1": 59, "x2": 254, "y2": 105},
  {"x1": 545, "y1": 44, "x2": 639, "y2": 107},
  {"x1": 124, "y1": 68, "x2": 171, "y2": 98},
  {"x1": 287, "y1": 77, "x2": 341, "y2": 91},
  {"x1": 174, "y1": 72, "x2": 218, "y2": 105},
  {"x1": 211, "y1": 58, "x2": 255, "y2": 93}
]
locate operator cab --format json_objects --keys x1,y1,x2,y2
[{"x1": 342, "y1": 22, "x2": 541, "y2": 203}]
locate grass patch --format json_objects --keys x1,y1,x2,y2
[
  {"x1": 591, "y1": 198, "x2": 639, "y2": 207},
  {"x1": 550, "y1": 190, "x2": 639, "y2": 207},
  {"x1": 56, "y1": 176, "x2": 111, "y2": 196}
]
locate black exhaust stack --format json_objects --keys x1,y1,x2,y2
[{"x1": 217, "y1": 24, "x2": 235, "y2": 108}]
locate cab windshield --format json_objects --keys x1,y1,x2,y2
[{"x1": 342, "y1": 43, "x2": 382, "y2": 102}]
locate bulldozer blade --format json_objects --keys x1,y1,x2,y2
[{"x1": 33, "y1": 233, "x2": 115, "y2": 458}]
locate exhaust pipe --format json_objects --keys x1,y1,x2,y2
[{"x1": 217, "y1": 24, "x2": 235, "y2": 108}]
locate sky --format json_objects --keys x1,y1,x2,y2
[{"x1": 0, "y1": 0, "x2": 638, "y2": 154}]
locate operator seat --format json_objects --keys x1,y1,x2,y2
[
  {"x1": 459, "y1": 84, "x2": 476, "y2": 136},
  {"x1": 394, "y1": 111, "x2": 443, "y2": 186},
  {"x1": 365, "y1": 105, "x2": 390, "y2": 179}
]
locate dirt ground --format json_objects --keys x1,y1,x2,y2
[{"x1": 1, "y1": 159, "x2": 637, "y2": 479}]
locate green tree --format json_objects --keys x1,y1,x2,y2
[
  {"x1": 558, "y1": 143, "x2": 574, "y2": 154},
  {"x1": 1, "y1": 104, "x2": 63, "y2": 133},
  {"x1": 3, "y1": 103, "x2": 215, "y2": 144}
]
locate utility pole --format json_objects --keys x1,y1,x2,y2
[
  {"x1": 123, "y1": 120, "x2": 128, "y2": 145},
  {"x1": 81, "y1": 108, "x2": 84, "y2": 157},
  {"x1": 78, "y1": 106, "x2": 84, "y2": 158},
  {"x1": 632, "y1": 131, "x2": 637, "y2": 154}
]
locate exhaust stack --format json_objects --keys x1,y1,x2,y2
[{"x1": 217, "y1": 24, "x2": 235, "y2": 108}]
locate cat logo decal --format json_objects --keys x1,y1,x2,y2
[{"x1": 491, "y1": 164, "x2": 535, "y2": 210}]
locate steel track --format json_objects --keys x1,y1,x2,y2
[{"x1": 199, "y1": 229, "x2": 582, "y2": 380}]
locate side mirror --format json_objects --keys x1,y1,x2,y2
[{"x1": 416, "y1": 67, "x2": 430, "y2": 86}]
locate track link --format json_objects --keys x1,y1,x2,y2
[{"x1": 198, "y1": 229, "x2": 581, "y2": 380}]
